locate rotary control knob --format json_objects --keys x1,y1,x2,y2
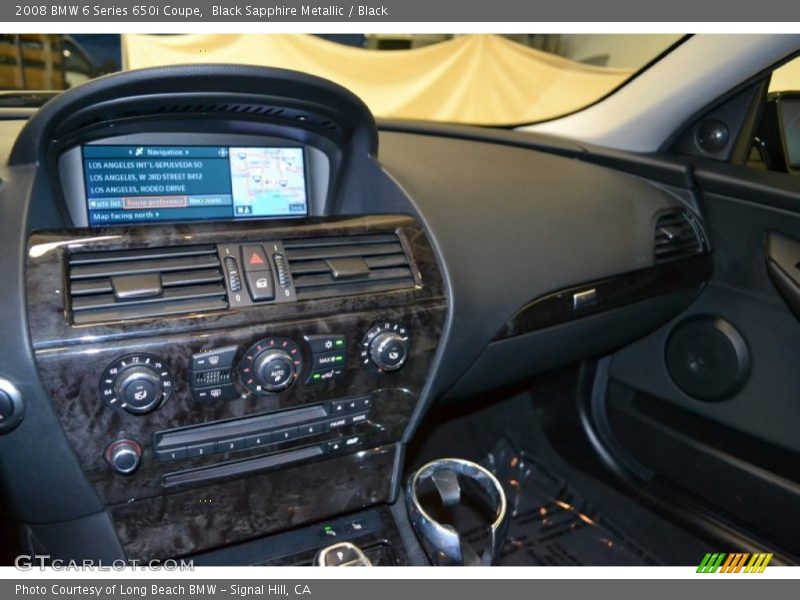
[
  {"x1": 105, "y1": 439, "x2": 142, "y2": 475},
  {"x1": 100, "y1": 354, "x2": 174, "y2": 415},
  {"x1": 361, "y1": 321, "x2": 411, "y2": 374},
  {"x1": 114, "y1": 366, "x2": 163, "y2": 414},
  {"x1": 239, "y1": 337, "x2": 303, "y2": 395},
  {"x1": 253, "y1": 349, "x2": 295, "y2": 392}
]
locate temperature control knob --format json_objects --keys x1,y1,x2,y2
[
  {"x1": 114, "y1": 366, "x2": 163, "y2": 414},
  {"x1": 239, "y1": 337, "x2": 303, "y2": 395},
  {"x1": 100, "y1": 354, "x2": 174, "y2": 415},
  {"x1": 361, "y1": 322, "x2": 410, "y2": 374},
  {"x1": 253, "y1": 349, "x2": 295, "y2": 392},
  {"x1": 105, "y1": 439, "x2": 142, "y2": 475}
]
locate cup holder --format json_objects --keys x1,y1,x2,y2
[{"x1": 406, "y1": 458, "x2": 509, "y2": 566}]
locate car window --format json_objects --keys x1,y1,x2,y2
[
  {"x1": 746, "y1": 54, "x2": 800, "y2": 173},
  {"x1": 769, "y1": 54, "x2": 800, "y2": 93},
  {"x1": 0, "y1": 33, "x2": 683, "y2": 126}
]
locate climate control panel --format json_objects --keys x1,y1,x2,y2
[{"x1": 100, "y1": 323, "x2": 410, "y2": 416}]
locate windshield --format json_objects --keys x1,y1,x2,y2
[{"x1": 0, "y1": 33, "x2": 683, "y2": 125}]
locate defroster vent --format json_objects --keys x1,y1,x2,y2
[
  {"x1": 654, "y1": 210, "x2": 706, "y2": 264},
  {"x1": 284, "y1": 233, "x2": 416, "y2": 300},
  {"x1": 68, "y1": 245, "x2": 228, "y2": 325}
]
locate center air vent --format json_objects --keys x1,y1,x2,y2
[
  {"x1": 68, "y1": 245, "x2": 228, "y2": 325},
  {"x1": 654, "y1": 210, "x2": 706, "y2": 264},
  {"x1": 283, "y1": 233, "x2": 416, "y2": 300}
]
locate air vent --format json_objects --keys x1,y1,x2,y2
[
  {"x1": 68, "y1": 245, "x2": 228, "y2": 325},
  {"x1": 284, "y1": 233, "x2": 416, "y2": 300},
  {"x1": 654, "y1": 210, "x2": 706, "y2": 264}
]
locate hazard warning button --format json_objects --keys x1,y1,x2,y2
[{"x1": 241, "y1": 245, "x2": 270, "y2": 272}]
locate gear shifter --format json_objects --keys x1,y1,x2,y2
[
  {"x1": 315, "y1": 541, "x2": 372, "y2": 566},
  {"x1": 406, "y1": 458, "x2": 509, "y2": 566}
]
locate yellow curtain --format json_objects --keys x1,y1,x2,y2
[
  {"x1": 770, "y1": 55, "x2": 800, "y2": 92},
  {"x1": 122, "y1": 34, "x2": 634, "y2": 125}
]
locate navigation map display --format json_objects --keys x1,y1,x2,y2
[{"x1": 82, "y1": 145, "x2": 308, "y2": 226}]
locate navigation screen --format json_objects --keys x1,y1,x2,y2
[{"x1": 82, "y1": 145, "x2": 308, "y2": 226}]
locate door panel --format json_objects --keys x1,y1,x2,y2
[{"x1": 602, "y1": 170, "x2": 800, "y2": 554}]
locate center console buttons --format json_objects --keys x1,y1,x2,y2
[
  {"x1": 305, "y1": 334, "x2": 347, "y2": 383},
  {"x1": 190, "y1": 345, "x2": 239, "y2": 402}
]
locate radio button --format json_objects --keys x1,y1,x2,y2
[
  {"x1": 273, "y1": 427, "x2": 298, "y2": 443},
  {"x1": 326, "y1": 439, "x2": 344, "y2": 454},
  {"x1": 245, "y1": 433, "x2": 270, "y2": 448},
  {"x1": 349, "y1": 412, "x2": 369, "y2": 425},
  {"x1": 326, "y1": 416, "x2": 348, "y2": 430},
  {"x1": 331, "y1": 397, "x2": 370, "y2": 414},
  {"x1": 186, "y1": 442, "x2": 216, "y2": 458},
  {"x1": 156, "y1": 446, "x2": 187, "y2": 462},
  {"x1": 298, "y1": 422, "x2": 322, "y2": 437},
  {"x1": 216, "y1": 438, "x2": 245, "y2": 453},
  {"x1": 344, "y1": 435, "x2": 364, "y2": 448}
]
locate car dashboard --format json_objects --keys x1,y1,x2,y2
[{"x1": 0, "y1": 65, "x2": 713, "y2": 564}]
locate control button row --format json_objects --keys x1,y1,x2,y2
[
  {"x1": 317, "y1": 515, "x2": 369, "y2": 541},
  {"x1": 155, "y1": 411, "x2": 370, "y2": 462},
  {"x1": 305, "y1": 334, "x2": 347, "y2": 384},
  {"x1": 190, "y1": 346, "x2": 241, "y2": 401},
  {"x1": 331, "y1": 396, "x2": 372, "y2": 414}
]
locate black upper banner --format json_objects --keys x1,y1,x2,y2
[{"x1": 4, "y1": 0, "x2": 800, "y2": 22}]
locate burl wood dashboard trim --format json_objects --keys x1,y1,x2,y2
[{"x1": 26, "y1": 215, "x2": 447, "y2": 560}]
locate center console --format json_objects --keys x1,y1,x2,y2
[
  {"x1": 27, "y1": 215, "x2": 445, "y2": 560},
  {"x1": 12, "y1": 66, "x2": 448, "y2": 562}
]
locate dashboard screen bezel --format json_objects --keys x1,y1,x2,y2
[{"x1": 59, "y1": 132, "x2": 331, "y2": 228}]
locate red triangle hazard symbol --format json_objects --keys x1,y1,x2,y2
[{"x1": 249, "y1": 253, "x2": 265, "y2": 265}]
